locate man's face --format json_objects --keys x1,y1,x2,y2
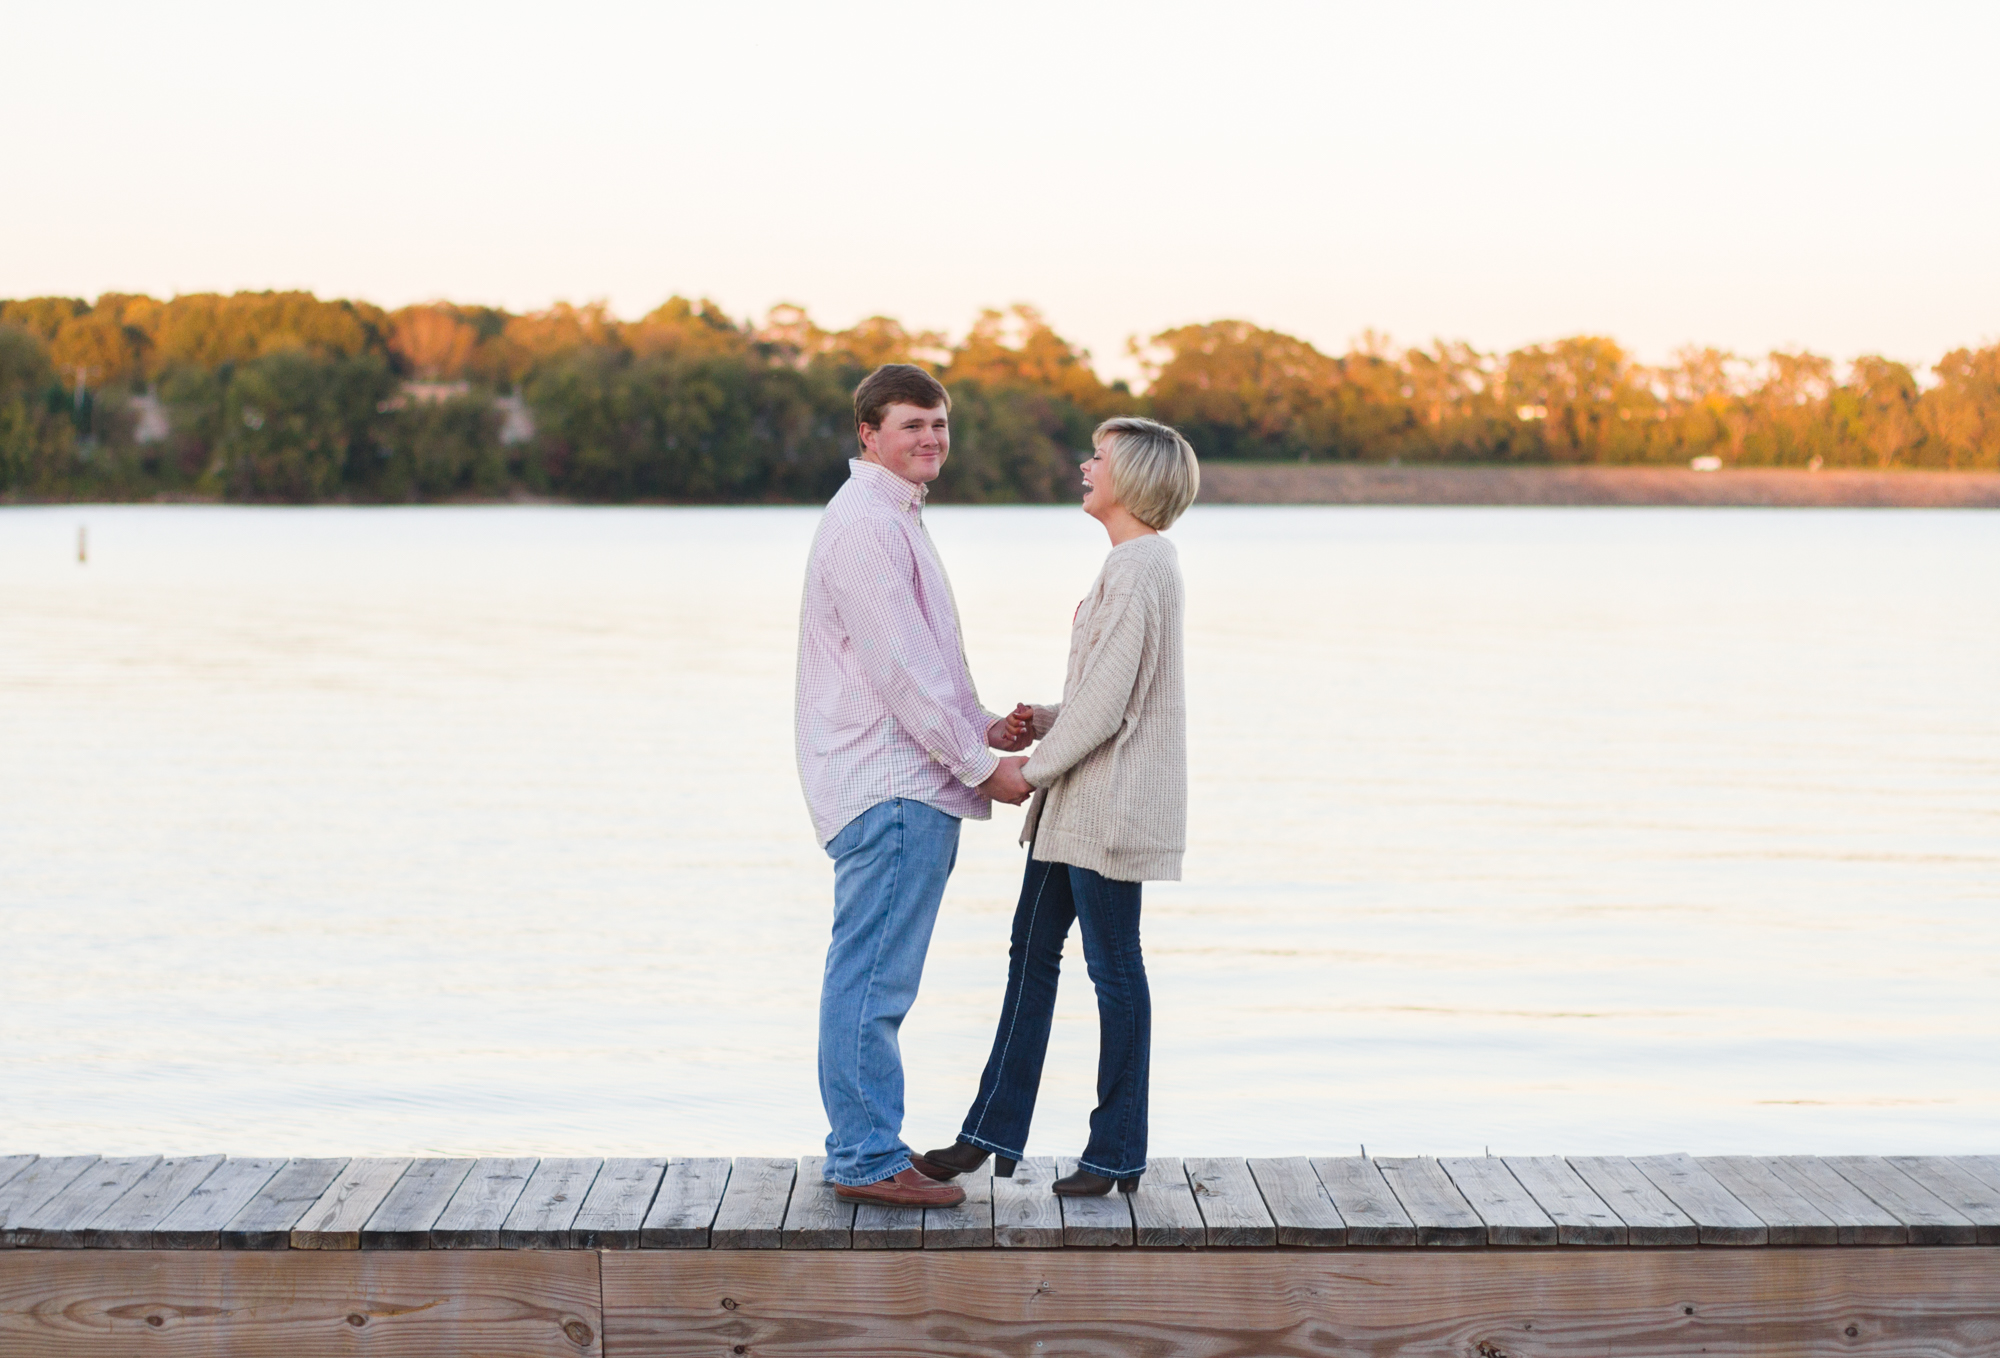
[{"x1": 860, "y1": 402, "x2": 950, "y2": 484}]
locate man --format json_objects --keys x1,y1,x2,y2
[{"x1": 796, "y1": 363, "x2": 1034, "y2": 1207}]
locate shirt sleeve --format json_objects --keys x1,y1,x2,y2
[
  {"x1": 824, "y1": 520, "x2": 999, "y2": 789},
  {"x1": 1021, "y1": 563, "x2": 1152, "y2": 788}
]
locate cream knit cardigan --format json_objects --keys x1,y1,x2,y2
[{"x1": 1020, "y1": 533, "x2": 1186, "y2": 882}]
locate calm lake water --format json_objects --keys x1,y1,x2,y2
[{"x1": 2, "y1": 503, "x2": 1996, "y2": 1159}]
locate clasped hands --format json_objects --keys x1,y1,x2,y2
[{"x1": 978, "y1": 703, "x2": 1036, "y2": 805}]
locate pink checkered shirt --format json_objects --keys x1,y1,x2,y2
[{"x1": 795, "y1": 458, "x2": 999, "y2": 845}]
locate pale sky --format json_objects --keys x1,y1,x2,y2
[{"x1": 6, "y1": 0, "x2": 1996, "y2": 381}]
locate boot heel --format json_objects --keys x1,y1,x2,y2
[
  {"x1": 1116, "y1": 1175, "x2": 1141, "y2": 1193},
  {"x1": 995, "y1": 1157, "x2": 1017, "y2": 1178}
]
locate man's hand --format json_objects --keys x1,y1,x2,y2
[
  {"x1": 988, "y1": 703, "x2": 1035, "y2": 752},
  {"x1": 977, "y1": 755, "x2": 1033, "y2": 805}
]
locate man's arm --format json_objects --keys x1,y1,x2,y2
[{"x1": 823, "y1": 520, "x2": 999, "y2": 789}]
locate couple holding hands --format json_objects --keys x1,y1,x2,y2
[{"x1": 796, "y1": 363, "x2": 1198, "y2": 1207}]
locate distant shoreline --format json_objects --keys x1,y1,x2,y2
[
  {"x1": 1197, "y1": 463, "x2": 2000, "y2": 508},
  {"x1": 10, "y1": 465, "x2": 2000, "y2": 510}
]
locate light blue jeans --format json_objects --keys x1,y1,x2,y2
[{"x1": 818, "y1": 798, "x2": 961, "y2": 1186}]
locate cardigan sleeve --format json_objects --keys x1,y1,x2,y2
[{"x1": 1020, "y1": 560, "x2": 1154, "y2": 788}]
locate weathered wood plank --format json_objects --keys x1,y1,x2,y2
[
  {"x1": 991, "y1": 1156, "x2": 1062, "y2": 1249},
  {"x1": 151, "y1": 1157, "x2": 286, "y2": 1248},
  {"x1": 780, "y1": 1156, "x2": 853, "y2": 1250},
  {"x1": 571, "y1": 1157, "x2": 667, "y2": 1250},
  {"x1": 1308, "y1": 1156, "x2": 1414, "y2": 1246},
  {"x1": 1960, "y1": 1155, "x2": 2000, "y2": 1195},
  {"x1": 1699, "y1": 1156, "x2": 1838, "y2": 1246},
  {"x1": 1567, "y1": 1156, "x2": 1698, "y2": 1246},
  {"x1": 1185, "y1": 1157, "x2": 1277, "y2": 1246},
  {"x1": 430, "y1": 1157, "x2": 538, "y2": 1250},
  {"x1": 1375, "y1": 1156, "x2": 1485, "y2": 1245},
  {"x1": 4, "y1": 1156, "x2": 162, "y2": 1247},
  {"x1": 1767, "y1": 1155, "x2": 1907, "y2": 1244},
  {"x1": 0, "y1": 1156, "x2": 99, "y2": 1231},
  {"x1": 600, "y1": 1247, "x2": 2000, "y2": 1358},
  {"x1": 851, "y1": 1199, "x2": 923, "y2": 1249},
  {"x1": 1828, "y1": 1156, "x2": 1977, "y2": 1245},
  {"x1": 500, "y1": 1157, "x2": 602, "y2": 1249},
  {"x1": 1128, "y1": 1157, "x2": 1204, "y2": 1247},
  {"x1": 1058, "y1": 1158, "x2": 1134, "y2": 1247},
  {"x1": 1888, "y1": 1157, "x2": 2000, "y2": 1246},
  {"x1": 1247, "y1": 1157, "x2": 1344, "y2": 1246},
  {"x1": 291, "y1": 1157, "x2": 414, "y2": 1250},
  {"x1": 923, "y1": 1170, "x2": 993, "y2": 1250},
  {"x1": 710, "y1": 1157, "x2": 795, "y2": 1250},
  {"x1": 361, "y1": 1158, "x2": 476, "y2": 1250},
  {"x1": 0, "y1": 1245, "x2": 604, "y2": 1357},
  {"x1": 641, "y1": 1157, "x2": 731, "y2": 1248},
  {"x1": 1633, "y1": 1152, "x2": 1766, "y2": 1245},
  {"x1": 83, "y1": 1155, "x2": 224, "y2": 1248},
  {"x1": 1502, "y1": 1156, "x2": 1625, "y2": 1245},
  {"x1": 1440, "y1": 1156, "x2": 1557, "y2": 1245},
  {"x1": 222, "y1": 1158, "x2": 350, "y2": 1250},
  {"x1": 0, "y1": 1156, "x2": 36, "y2": 1191}
]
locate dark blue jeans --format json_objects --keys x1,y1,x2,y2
[{"x1": 957, "y1": 855, "x2": 1150, "y2": 1179}]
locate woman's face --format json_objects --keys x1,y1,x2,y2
[{"x1": 1080, "y1": 442, "x2": 1117, "y2": 521}]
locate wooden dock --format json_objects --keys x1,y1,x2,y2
[{"x1": 3, "y1": 1150, "x2": 1998, "y2": 1355}]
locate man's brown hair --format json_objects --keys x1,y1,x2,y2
[{"x1": 853, "y1": 364, "x2": 950, "y2": 444}]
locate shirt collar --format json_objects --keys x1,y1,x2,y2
[{"x1": 849, "y1": 457, "x2": 928, "y2": 512}]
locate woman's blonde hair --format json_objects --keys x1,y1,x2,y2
[{"x1": 1095, "y1": 416, "x2": 1200, "y2": 529}]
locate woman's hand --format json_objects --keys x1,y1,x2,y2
[{"x1": 988, "y1": 703, "x2": 1036, "y2": 752}]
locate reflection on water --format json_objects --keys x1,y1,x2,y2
[{"x1": 1, "y1": 504, "x2": 1995, "y2": 1157}]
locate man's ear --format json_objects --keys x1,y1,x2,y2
[{"x1": 857, "y1": 422, "x2": 878, "y2": 457}]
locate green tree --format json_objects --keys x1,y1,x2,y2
[{"x1": 218, "y1": 351, "x2": 395, "y2": 500}]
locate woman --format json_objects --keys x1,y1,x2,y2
[{"x1": 915, "y1": 416, "x2": 1199, "y2": 1196}]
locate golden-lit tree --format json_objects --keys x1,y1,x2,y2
[{"x1": 388, "y1": 305, "x2": 479, "y2": 380}]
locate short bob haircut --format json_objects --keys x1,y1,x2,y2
[
  {"x1": 854, "y1": 364, "x2": 950, "y2": 445},
  {"x1": 1094, "y1": 416, "x2": 1200, "y2": 530}
]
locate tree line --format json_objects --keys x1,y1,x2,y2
[{"x1": 2, "y1": 291, "x2": 1996, "y2": 503}]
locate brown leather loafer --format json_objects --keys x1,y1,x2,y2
[{"x1": 833, "y1": 1167, "x2": 966, "y2": 1208}]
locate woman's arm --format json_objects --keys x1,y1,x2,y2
[{"x1": 1021, "y1": 572, "x2": 1152, "y2": 787}]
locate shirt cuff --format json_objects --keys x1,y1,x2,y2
[{"x1": 955, "y1": 748, "x2": 1000, "y2": 789}]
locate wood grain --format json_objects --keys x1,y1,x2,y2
[
  {"x1": 1057, "y1": 1159, "x2": 1134, "y2": 1247},
  {"x1": 291, "y1": 1157, "x2": 414, "y2": 1250},
  {"x1": 640, "y1": 1158, "x2": 731, "y2": 1248},
  {"x1": 1632, "y1": 1153, "x2": 1766, "y2": 1245},
  {"x1": 1247, "y1": 1157, "x2": 1345, "y2": 1246},
  {"x1": 600, "y1": 1247, "x2": 2000, "y2": 1358},
  {"x1": 83, "y1": 1155, "x2": 224, "y2": 1249},
  {"x1": 0, "y1": 1156, "x2": 37, "y2": 1192},
  {"x1": 1887, "y1": 1156, "x2": 2000, "y2": 1245},
  {"x1": 710, "y1": 1157, "x2": 796, "y2": 1250},
  {"x1": 0, "y1": 1157, "x2": 100, "y2": 1234},
  {"x1": 0, "y1": 1247, "x2": 603, "y2": 1357},
  {"x1": 1128, "y1": 1158, "x2": 1204, "y2": 1247},
  {"x1": 4, "y1": 1157, "x2": 162, "y2": 1247},
  {"x1": 222, "y1": 1158, "x2": 349, "y2": 1249},
  {"x1": 1767, "y1": 1155, "x2": 1907, "y2": 1244},
  {"x1": 1826, "y1": 1156, "x2": 1977, "y2": 1245},
  {"x1": 571, "y1": 1157, "x2": 666, "y2": 1249},
  {"x1": 851, "y1": 1199, "x2": 923, "y2": 1250},
  {"x1": 432, "y1": 1157, "x2": 539, "y2": 1249},
  {"x1": 1699, "y1": 1156, "x2": 1838, "y2": 1246},
  {"x1": 361, "y1": 1158, "x2": 476, "y2": 1250},
  {"x1": 991, "y1": 1156, "x2": 1062, "y2": 1248},
  {"x1": 1568, "y1": 1156, "x2": 1698, "y2": 1246},
  {"x1": 1502, "y1": 1156, "x2": 1625, "y2": 1245},
  {"x1": 1374, "y1": 1156, "x2": 1484, "y2": 1245},
  {"x1": 1440, "y1": 1156, "x2": 1557, "y2": 1245},
  {"x1": 1309, "y1": 1156, "x2": 1416, "y2": 1246},
  {"x1": 1185, "y1": 1157, "x2": 1277, "y2": 1246},
  {"x1": 923, "y1": 1171, "x2": 992, "y2": 1250},
  {"x1": 501, "y1": 1158, "x2": 603, "y2": 1249},
  {"x1": 151, "y1": 1157, "x2": 285, "y2": 1248},
  {"x1": 780, "y1": 1157, "x2": 853, "y2": 1249}
]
